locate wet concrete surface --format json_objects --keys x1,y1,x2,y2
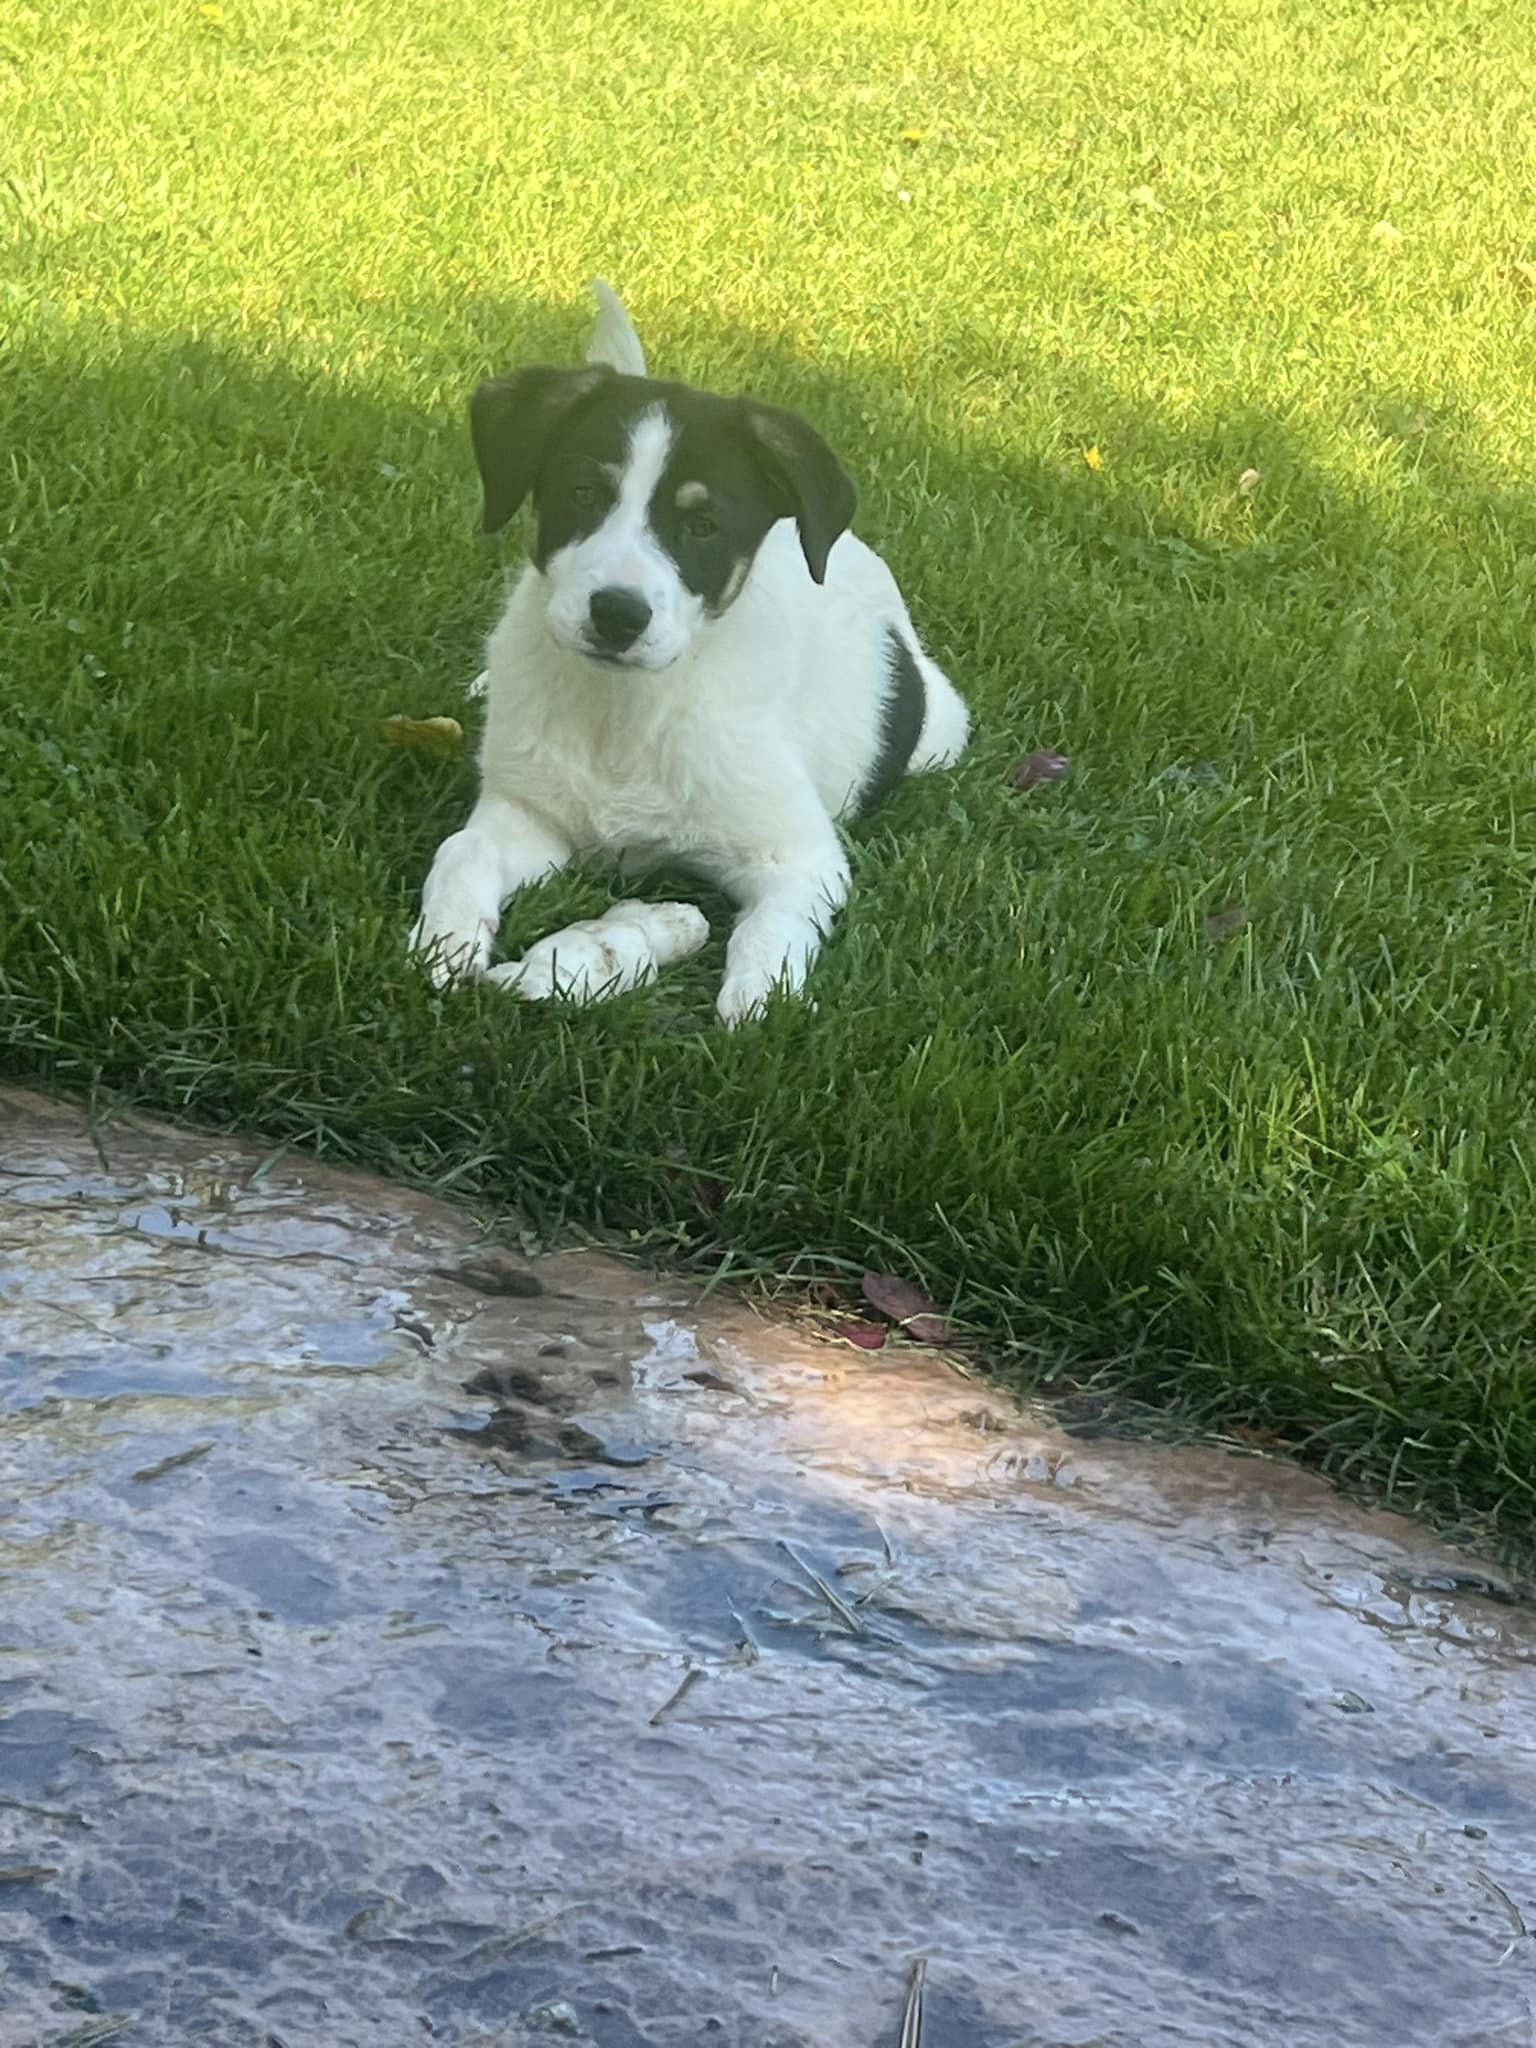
[{"x1": 1, "y1": 1086, "x2": 1534, "y2": 2048}]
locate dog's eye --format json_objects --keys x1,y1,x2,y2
[
  {"x1": 683, "y1": 508, "x2": 717, "y2": 540},
  {"x1": 569, "y1": 482, "x2": 602, "y2": 509}
]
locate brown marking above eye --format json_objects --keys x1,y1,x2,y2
[{"x1": 674, "y1": 481, "x2": 709, "y2": 509}]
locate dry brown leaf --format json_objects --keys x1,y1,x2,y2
[
  {"x1": 1010, "y1": 748, "x2": 1072, "y2": 791},
  {"x1": 381, "y1": 714, "x2": 465, "y2": 757},
  {"x1": 861, "y1": 1270, "x2": 952, "y2": 1346}
]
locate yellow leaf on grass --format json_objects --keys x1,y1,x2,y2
[
  {"x1": 1083, "y1": 445, "x2": 1104, "y2": 471},
  {"x1": 381, "y1": 714, "x2": 464, "y2": 757},
  {"x1": 198, "y1": 3, "x2": 225, "y2": 19}
]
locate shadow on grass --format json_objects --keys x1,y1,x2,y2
[{"x1": 5, "y1": 291, "x2": 1536, "y2": 1554}]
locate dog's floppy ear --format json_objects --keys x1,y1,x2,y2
[
  {"x1": 469, "y1": 364, "x2": 611, "y2": 533},
  {"x1": 740, "y1": 400, "x2": 857, "y2": 584}
]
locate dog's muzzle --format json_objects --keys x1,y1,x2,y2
[{"x1": 587, "y1": 585, "x2": 653, "y2": 652}]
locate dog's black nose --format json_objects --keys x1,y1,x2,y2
[{"x1": 588, "y1": 586, "x2": 652, "y2": 650}]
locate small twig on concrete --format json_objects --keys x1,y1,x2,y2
[
  {"x1": 776, "y1": 1539, "x2": 868, "y2": 1637},
  {"x1": 899, "y1": 1957, "x2": 927, "y2": 2047},
  {"x1": 649, "y1": 1664, "x2": 706, "y2": 1726},
  {"x1": 49, "y1": 2020, "x2": 131, "y2": 2048},
  {"x1": 1474, "y1": 1868, "x2": 1535, "y2": 1966}
]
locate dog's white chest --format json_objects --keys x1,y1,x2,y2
[{"x1": 480, "y1": 668, "x2": 715, "y2": 858}]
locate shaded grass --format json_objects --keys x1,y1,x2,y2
[{"x1": 5, "y1": 0, "x2": 1536, "y2": 1548}]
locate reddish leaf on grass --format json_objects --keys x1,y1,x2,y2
[
  {"x1": 835, "y1": 1318, "x2": 890, "y2": 1350},
  {"x1": 860, "y1": 1270, "x2": 952, "y2": 1346},
  {"x1": 1010, "y1": 749, "x2": 1071, "y2": 792}
]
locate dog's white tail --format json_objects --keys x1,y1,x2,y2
[{"x1": 586, "y1": 278, "x2": 648, "y2": 378}]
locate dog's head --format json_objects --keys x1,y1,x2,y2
[{"x1": 468, "y1": 367, "x2": 856, "y2": 672}]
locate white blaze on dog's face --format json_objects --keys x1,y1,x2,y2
[
  {"x1": 539, "y1": 407, "x2": 699, "y2": 670},
  {"x1": 468, "y1": 368, "x2": 857, "y2": 674}
]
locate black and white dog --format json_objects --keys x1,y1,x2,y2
[{"x1": 410, "y1": 283, "x2": 969, "y2": 1026}]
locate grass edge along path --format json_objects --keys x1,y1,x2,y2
[{"x1": 5, "y1": 0, "x2": 1536, "y2": 1560}]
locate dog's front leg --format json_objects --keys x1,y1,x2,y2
[
  {"x1": 715, "y1": 821, "x2": 850, "y2": 1029},
  {"x1": 487, "y1": 899, "x2": 709, "y2": 1003},
  {"x1": 409, "y1": 794, "x2": 571, "y2": 987}
]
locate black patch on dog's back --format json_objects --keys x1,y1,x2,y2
[{"x1": 860, "y1": 628, "x2": 926, "y2": 810}]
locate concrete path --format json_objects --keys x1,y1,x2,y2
[{"x1": 2, "y1": 1090, "x2": 1533, "y2": 2046}]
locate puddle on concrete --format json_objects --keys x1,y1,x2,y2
[{"x1": 1, "y1": 1086, "x2": 1534, "y2": 2048}]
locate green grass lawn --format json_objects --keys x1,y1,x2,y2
[{"x1": 6, "y1": 0, "x2": 1536, "y2": 1546}]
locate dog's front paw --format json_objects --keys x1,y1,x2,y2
[
  {"x1": 716, "y1": 973, "x2": 819, "y2": 1029},
  {"x1": 488, "y1": 901, "x2": 710, "y2": 1006},
  {"x1": 485, "y1": 922, "x2": 622, "y2": 1003},
  {"x1": 716, "y1": 975, "x2": 776, "y2": 1029},
  {"x1": 408, "y1": 914, "x2": 496, "y2": 989}
]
